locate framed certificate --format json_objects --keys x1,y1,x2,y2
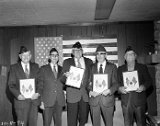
[
  {"x1": 93, "y1": 74, "x2": 108, "y2": 93},
  {"x1": 66, "y1": 66, "x2": 84, "y2": 88},
  {"x1": 123, "y1": 71, "x2": 139, "y2": 91},
  {"x1": 20, "y1": 78, "x2": 35, "y2": 98}
]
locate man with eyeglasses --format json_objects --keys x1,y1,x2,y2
[
  {"x1": 61, "y1": 42, "x2": 93, "y2": 126},
  {"x1": 88, "y1": 45, "x2": 118, "y2": 126},
  {"x1": 38, "y1": 48, "x2": 65, "y2": 126}
]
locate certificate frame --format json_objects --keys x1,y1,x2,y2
[
  {"x1": 123, "y1": 71, "x2": 139, "y2": 91},
  {"x1": 66, "y1": 66, "x2": 85, "y2": 88},
  {"x1": 20, "y1": 78, "x2": 35, "y2": 98},
  {"x1": 93, "y1": 74, "x2": 108, "y2": 93}
]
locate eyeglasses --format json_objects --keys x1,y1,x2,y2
[
  {"x1": 73, "y1": 49, "x2": 82, "y2": 52},
  {"x1": 96, "y1": 52, "x2": 106, "y2": 55},
  {"x1": 50, "y1": 54, "x2": 59, "y2": 57}
]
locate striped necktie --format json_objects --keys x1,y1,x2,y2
[
  {"x1": 53, "y1": 65, "x2": 57, "y2": 78},
  {"x1": 99, "y1": 64, "x2": 103, "y2": 74},
  {"x1": 25, "y1": 64, "x2": 30, "y2": 78},
  {"x1": 77, "y1": 59, "x2": 81, "y2": 68}
]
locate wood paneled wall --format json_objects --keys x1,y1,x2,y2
[
  {"x1": 0, "y1": 21, "x2": 154, "y2": 66},
  {"x1": 0, "y1": 21, "x2": 155, "y2": 122}
]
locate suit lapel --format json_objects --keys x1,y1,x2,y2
[
  {"x1": 17, "y1": 62, "x2": 26, "y2": 79},
  {"x1": 29, "y1": 63, "x2": 33, "y2": 78},
  {"x1": 71, "y1": 58, "x2": 76, "y2": 67},
  {"x1": 47, "y1": 64, "x2": 56, "y2": 79},
  {"x1": 57, "y1": 65, "x2": 62, "y2": 79},
  {"x1": 104, "y1": 62, "x2": 110, "y2": 73},
  {"x1": 93, "y1": 63, "x2": 98, "y2": 74}
]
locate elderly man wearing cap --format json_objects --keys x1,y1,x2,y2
[
  {"x1": 88, "y1": 45, "x2": 118, "y2": 126},
  {"x1": 61, "y1": 42, "x2": 93, "y2": 126},
  {"x1": 38, "y1": 48, "x2": 65, "y2": 126},
  {"x1": 117, "y1": 46, "x2": 152, "y2": 126},
  {"x1": 8, "y1": 46, "x2": 42, "y2": 126}
]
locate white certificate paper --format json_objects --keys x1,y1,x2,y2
[
  {"x1": 20, "y1": 78, "x2": 35, "y2": 98},
  {"x1": 66, "y1": 66, "x2": 84, "y2": 88},
  {"x1": 123, "y1": 71, "x2": 139, "y2": 91},
  {"x1": 93, "y1": 74, "x2": 108, "y2": 93}
]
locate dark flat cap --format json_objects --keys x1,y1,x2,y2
[
  {"x1": 72, "y1": 42, "x2": 82, "y2": 49},
  {"x1": 125, "y1": 46, "x2": 135, "y2": 54},
  {"x1": 19, "y1": 46, "x2": 29, "y2": 54},
  {"x1": 49, "y1": 48, "x2": 58, "y2": 55},
  {"x1": 96, "y1": 45, "x2": 106, "y2": 52}
]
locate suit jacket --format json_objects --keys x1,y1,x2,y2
[
  {"x1": 117, "y1": 63, "x2": 152, "y2": 106},
  {"x1": 38, "y1": 64, "x2": 65, "y2": 107},
  {"x1": 8, "y1": 62, "x2": 42, "y2": 108},
  {"x1": 61, "y1": 57, "x2": 93, "y2": 103},
  {"x1": 89, "y1": 61, "x2": 118, "y2": 107}
]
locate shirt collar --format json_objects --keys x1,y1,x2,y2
[
  {"x1": 74, "y1": 57, "x2": 83, "y2": 62},
  {"x1": 21, "y1": 61, "x2": 29, "y2": 67},
  {"x1": 50, "y1": 63, "x2": 57, "y2": 68},
  {"x1": 98, "y1": 60, "x2": 106, "y2": 66}
]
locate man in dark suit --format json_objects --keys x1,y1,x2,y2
[
  {"x1": 61, "y1": 42, "x2": 93, "y2": 126},
  {"x1": 8, "y1": 46, "x2": 42, "y2": 126},
  {"x1": 88, "y1": 45, "x2": 118, "y2": 126},
  {"x1": 38, "y1": 48, "x2": 65, "y2": 126},
  {"x1": 117, "y1": 46, "x2": 152, "y2": 126}
]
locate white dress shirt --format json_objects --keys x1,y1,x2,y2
[
  {"x1": 74, "y1": 57, "x2": 85, "y2": 69},
  {"x1": 97, "y1": 60, "x2": 106, "y2": 73},
  {"x1": 21, "y1": 62, "x2": 30, "y2": 73}
]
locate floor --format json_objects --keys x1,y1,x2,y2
[{"x1": 37, "y1": 100, "x2": 126, "y2": 126}]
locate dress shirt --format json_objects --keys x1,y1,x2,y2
[
  {"x1": 50, "y1": 63, "x2": 58, "y2": 72},
  {"x1": 74, "y1": 57, "x2": 85, "y2": 69},
  {"x1": 21, "y1": 62, "x2": 30, "y2": 73},
  {"x1": 97, "y1": 60, "x2": 106, "y2": 73}
]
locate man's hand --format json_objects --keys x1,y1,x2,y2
[
  {"x1": 64, "y1": 72, "x2": 71, "y2": 78},
  {"x1": 89, "y1": 91, "x2": 100, "y2": 97},
  {"x1": 119, "y1": 86, "x2": 128, "y2": 94},
  {"x1": 17, "y1": 94, "x2": 25, "y2": 100},
  {"x1": 102, "y1": 89, "x2": 111, "y2": 96},
  {"x1": 136, "y1": 85, "x2": 145, "y2": 93},
  {"x1": 31, "y1": 93, "x2": 40, "y2": 100}
]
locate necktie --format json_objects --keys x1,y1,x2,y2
[
  {"x1": 25, "y1": 64, "x2": 30, "y2": 78},
  {"x1": 77, "y1": 59, "x2": 81, "y2": 68},
  {"x1": 53, "y1": 65, "x2": 57, "y2": 78},
  {"x1": 99, "y1": 64, "x2": 103, "y2": 74}
]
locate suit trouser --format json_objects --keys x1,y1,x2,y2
[
  {"x1": 67, "y1": 98, "x2": 89, "y2": 126},
  {"x1": 15, "y1": 102, "x2": 38, "y2": 126},
  {"x1": 122, "y1": 104, "x2": 146, "y2": 126},
  {"x1": 90, "y1": 100, "x2": 114, "y2": 126},
  {"x1": 43, "y1": 101, "x2": 63, "y2": 126}
]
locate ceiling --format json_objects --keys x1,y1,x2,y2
[{"x1": 0, "y1": 0, "x2": 160, "y2": 26}]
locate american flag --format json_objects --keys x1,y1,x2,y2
[
  {"x1": 34, "y1": 37, "x2": 118, "y2": 67},
  {"x1": 34, "y1": 37, "x2": 63, "y2": 67}
]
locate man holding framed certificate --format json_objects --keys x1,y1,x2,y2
[
  {"x1": 38, "y1": 48, "x2": 65, "y2": 126},
  {"x1": 88, "y1": 45, "x2": 118, "y2": 126},
  {"x1": 117, "y1": 46, "x2": 152, "y2": 126},
  {"x1": 8, "y1": 46, "x2": 42, "y2": 126},
  {"x1": 61, "y1": 42, "x2": 93, "y2": 126}
]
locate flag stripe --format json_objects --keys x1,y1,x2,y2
[
  {"x1": 63, "y1": 55, "x2": 118, "y2": 61},
  {"x1": 63, "y1": 43, "x2": 117, "y2": 49},
  {"x1": 63, "y1": 38, "x2": 117, "y2": 45},
  {"x1": 63, "y1": 52, "x2": 117, "y2": 57},
  {"x1": 63, "y1": 47, "x2": 118, "y2": 54}
]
